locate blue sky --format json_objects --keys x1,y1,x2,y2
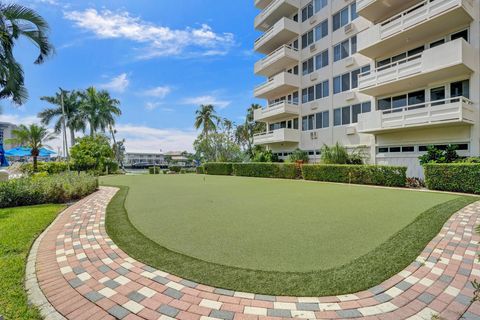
[{"x1": 2, "y1": 0, "x2": 263, "y2": 152}]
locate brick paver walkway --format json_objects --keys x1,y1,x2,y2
[{"x1": 33, "y1": 187, "x2": 480, "y2": 320}]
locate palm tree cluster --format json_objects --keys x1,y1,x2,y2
[
  {"x1": 0, "y1": 2, "x2": 54, "y2": 104},
  {"x1": 38, "y1": 87, "x2": 122, "y2": 150}
]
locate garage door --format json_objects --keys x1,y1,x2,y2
[{"x1": 376, "y1": 155, "x2": 424, "y2": 178}]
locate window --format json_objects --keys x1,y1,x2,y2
[
  {"x1": 334, "y1": 101, "x2": 371, "y2": 126},
  {"x1": 315, "y1": 20, "x2": 328, "y2": 41},
  {"x1": 315, "y1": 49, "x2": 329, "y2": 70},
  {"x1": 429, "y1": 39, "x2": 445, "y2": 48},
  {"x1": 302, "y1": 86, "x2": 315, "y2": 103},
  {"x1": 315, "y1": 80, "x2": 329, "y2": 99},
  {"x1": 302, "y1": 30, "x2": 314, "y2": 49},
  {"x1": 430, "y1": 86, "x2": 445, "y2": 106},
  {"x1": 302, "y1": 114, "x2": 315, "y2": 131},
  {"x1": 315, "y1": 111, "x2": 330, "y2": 129},
  {"x1": 408, "y1": 90, "x2": 425, "y2": 109},
  {"x1": 389, "y1": 147, "x2": 401, "y2": 153},
  {"x1": 451, "y1": 29, "x2": 468, "y2": 42},
  {"x1": 392, "y1": 95, "x2": 407, "y2": 110},
  {"x1": 302, "y1": 57, "x2": 314, "y2": 75},
  {"x1": 451, "y1": 80, "x2": 469, "y2": 99},
  {"x1": 402, "y1": 146, "x2": 415, "y2": 152},
  {"x1": 314, "y1": 0, "x2": 328, "y2": 13},
  {"x1": 302, "y1": 2, "x2": 314, "y2": 22},
  {"x1": 332, "y1": 2, "x2": 357, "y2": 31},
  {"x1": 333, "y1": 36, "x2": 357, "y2": 62}
]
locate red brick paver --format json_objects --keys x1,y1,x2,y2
[{"x1": 33, "y1": 187, "x2": 480, "y2": 319}]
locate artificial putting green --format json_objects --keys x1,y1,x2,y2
[
  {"x1": 102, "y1": 174, "x2": 462, "y2": 272},
  {"x1": 101, "y1": 174, "x2": 477, "y2": 295}
]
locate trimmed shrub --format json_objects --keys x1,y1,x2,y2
[
  {"x1": 149, "y1": 167, "x2": 160, "y2": 174},
  {"x1": 204, "y1": 162, "x2": 233, "y2": 176},
  {"x1": 0, "y1": 173, "x2": 98, "y2": 209},
  {"x1": 302, "y1": 165, "x2": 407, "y2": 187},
  {"x1": 233, "y1": 163, "x2": 297, "y2": 179},
  {"x1": 196, "y1": 166, "x2": 205, "y2": 174},
  {"x1": 169, "y1": 166, "x2": 181, "y2": 173},
  {"x1": 424, "y1": 163, "x2": 480, "y2": 194},
  {"x1": 20, "y1": 162, "x2": 71, "y2": 175}
]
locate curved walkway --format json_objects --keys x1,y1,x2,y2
[{"x1": 31, "y1": 187, "x2": 480, "y2": 320}]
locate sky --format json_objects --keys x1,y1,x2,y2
[{"x1": 1, "y1": 0, "x2": 264, "y2": 153}]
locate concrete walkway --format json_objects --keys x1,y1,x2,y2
[{"x1": 30, "y1": 187, "x2": 480, "y2": 319}]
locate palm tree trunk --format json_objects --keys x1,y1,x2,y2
[
  {"x1": 33, "y1": 156, "x2": 38, "y2": 172},
  {"x1": 70, "y1": 129, "x2": 75, "y2": 146},
  {"x1": 90, "y1": 121, "x2": 95, "y2": 137}
]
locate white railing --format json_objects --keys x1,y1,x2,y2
[
  {"x1": 266, "y1": 100, "x2": 299, "y2": 109},
  {"x1": 381, "y1": 96, "x2": 473, "y2": 115},
  {"x1": 358, "y1": 50, "x2": 422, "y2": 80},
  {"x1": 258, "y1": 44, "x2": 298, "y2": 66},
  {"x1": 254, "y1": 131, "x2": 275, "y2": 138},
  {"x1": 378, "y1": 0, "x2": 472, "y2": 39},
  {"x1": 255, "y1": 77, "x2": 275, "y2": 91},
  {"x1": 357, "y1": 0, "x2": 374, "y2": 11},
  {"x1": 260, "y1": 0, "x2": 282, "y2": 18},
  {"x1": 255, "y1": 24, "x2": 276, "y2": 44}
]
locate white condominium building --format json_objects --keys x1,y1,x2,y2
[{"x1": 252, "y1": 0, "x2": 479, "y2": 177}]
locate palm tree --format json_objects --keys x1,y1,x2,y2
[
  {"x1": 194, "y1": 104, "x2": 220, "y2": 139},
  {"x1": 235, "y1": 104, "x2": 265, "y2": 158},
  {"x1": 79, "y1": 87, "x2": 121, "y2": 137},
  {"x1": 38, "y1": 90, "x2": 85, "y2": 146},
  {"x1": 7, "y1": 124, "x2": 55, "y2": 171},
  {"x1": 0, "y1": 3, "x2": 54, "y2": 104}
]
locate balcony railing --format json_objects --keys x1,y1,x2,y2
[
  {"x1": 253, "y1": 128, "x2": 300, "y2": 145},
  {"x1": 255, "y1": 25, "x2": 276, "y2": 45},
  {"x1": 258, "y1": 44, "x2": 298, "y2": 66},
  {"x1": 358, "y1": 96, "x2": 475, "y2": 133},
  {"x1": 357, "y1": 0, "x2": 474, "y2": 58}
]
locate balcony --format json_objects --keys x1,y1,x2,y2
[
  {"x1": 254, "y1": 17, "x2": 300, "y2": 54},
  {"x1": 254, "y1": 0, "x2": 301, "y2": 31},
  {"x1": 254, "y1": 45, "x2": 299, "y2": 77},
  {"x1": 357, "y1": 0, "x2": 474, "y2": 59},
  {"x1": 255, "y1": 0, "x2": 274, "y2": 9},
  {"x1": 254, "y1": 71, "x2": 300, "y2": 99},
  {"x1": 357, "y1": 0, "x2": 423, "y2": 23},
  {"x1": 253, "y1": 128, "x2": 300, "y2": 145},
  {"x1": 254, "y1": 101, "x2": 300, "y2": 122},
  {"x1": 357, "y1": 97, "x2": 475, "y2": 134},
  {"x1": 358, "y1": 39, "x2": 475, "y2": 97}
]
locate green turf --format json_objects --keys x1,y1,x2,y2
[
  {"x1": 0, "y1": 204, "x2": 64, "y2": 320},
  {"x1": 101, "y1": 175, "x2": 478, "y2": 296},
  {"x1": 102, "y1": 174, "x2": 461, "y2": 272}
]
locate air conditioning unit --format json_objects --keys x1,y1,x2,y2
[
  {"x1": 344, "y1": 56, "x2": 355, "y2": 67},
  {"x1": 310, "y1": 44, "x2": 317, "y2": 52},
  {"x1": 344, "y1": 23, "x2": 354, "y2": 34},
  {"x1": 346, "y1": 126, "x2": 356, "y2": 135},
  {"x1": 309, "y1": 17, "x2": 317, "y2": 25},
  {"x1": 310, "y1": 132, "x2": 318, "y2": 140},
  {"x1": 310, "y1": 72, "x2": 318, "y2": 81},
  {"x1": 345, "y1": 91, "x2": 356, "y2": 101}
]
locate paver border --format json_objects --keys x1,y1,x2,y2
[{"x1": 26, "y1": 204, "x2": 69, "y2": 320}]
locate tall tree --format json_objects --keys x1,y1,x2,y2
[
  {"x1": 0, "y1": 3, "x2": 54, "y2": 104},
  {"x1": 7, "y1": 124, "x2": 55, "y2": 171},
  {"x1": 38, "y1": 90, "x2": 85, "y2": 146},
  {"x1": 194, "y1": 104, "x2": 220, "y2": 139},
  {"x1": 79, "y1": 87, "x2": 121, "y2": 137}
]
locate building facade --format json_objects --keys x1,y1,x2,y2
[
  {"x1": 252, "y1": 0, "x2": 479, "y2": 177},
  {"x1": 124, "y1": 152, "x2": 166, "y2": 167}
]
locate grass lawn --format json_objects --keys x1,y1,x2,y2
[
  {"x1": 101, "y1": 174, "x2": 478, "y2": 296},
  {"x1": 0, "y1": 204, "x2": 65, "y2": 320}
]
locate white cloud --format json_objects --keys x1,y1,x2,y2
[
  {"x1": 145, "y1": 102, "x2": 160, "y2": 111},
  {"x1": 182, "y1": 95, "x2": 231, "y2": 109},
  {"x1": 115, "y1": 124, "x2": 196, "y2": 153},
  {"x1": 143, "y1": 86, "x2": 172, "y2": 98},
  {"x1": 99, "y1": 73, "x2": 130, "y2": 93},
  {"x1": 64, "y1": 8, "x2": 235, "y2": 59}
]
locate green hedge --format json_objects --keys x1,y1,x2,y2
[
  {"x1": 204, "y1": 163, "x2": 233, "y2": 176},
  {"x1": 425, "y1": 163, "x2": 480, "y2": 194},
  {"x1": 149, "y1": 167, "x2": 160, "y2": 174},
  {"x1": 0, "y1": 173, "x2": 98, "y2": 208},
  {"x1": 169, "y1": 166, "x2": 182, "y2": 173},
  {"x1": 196, "y1": 166, "x2": 205, "y2": 174},
  {"x1": 232, "y1": 163, "x2": 297, "y2": 179},
  {"x1": 302, "y1": 165, "x2": 407, "y2": 187},
  {"x1": 20, "y1": 162, "x2": 71, "y2": 175}
]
